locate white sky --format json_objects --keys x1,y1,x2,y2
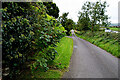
[{"x1": 53, "y1": 0, "x2": 119, "y2": 23}]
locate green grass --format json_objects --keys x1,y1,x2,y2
[
  {"x1": 54, "y1": 37, "x2": 73, "y2": 69},
  {"x1": 69, "y1": 33, "x2": 72, "y2": 36},
  {"x1": 19, "y1": 37, "x2": 73, "y2": 79},
  {"x1": 76, "y1": 32, "x2": 119, "y2": 58},
  {"x1": 32, "y1": 70, "x2": 62, "y2": 78},
  {"x1": 109, "y1": 27, "x2": 120, "y2": 31}
]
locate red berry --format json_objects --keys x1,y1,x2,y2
[{"x1": 35, "y1": 67, "x2": 37, "y2": 69}]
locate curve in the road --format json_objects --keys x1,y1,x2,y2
[{"x1": 63, "y1": 35, "x2": 118, "y2": 78}]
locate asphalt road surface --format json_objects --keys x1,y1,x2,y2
[{"x1": 63, "y1": 35, "x2": 119, "y2": 78}]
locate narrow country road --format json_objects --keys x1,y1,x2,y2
[{"x1": 63, "y1": 34, "x2": 119, "y2": 78}]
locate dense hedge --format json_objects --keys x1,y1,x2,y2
[{"x1": 2, "y1": 2, "x2": 66, "y2": 79}]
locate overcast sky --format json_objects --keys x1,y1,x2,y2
[{"x1": 53, "y1": 0, "x2": 119, "y2": 23}]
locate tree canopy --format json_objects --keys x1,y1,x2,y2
[
  {"x1": 59, "y1": 12, "x2": 76, "y2": 35},
  {"x1": 43, "y1": 2, "x2": 59, "y2": 18},
  {"x1": 77, "y1": 1, "x2": 110, "y2": 31}
]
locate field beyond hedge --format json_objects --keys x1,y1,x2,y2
[
  {"x1": 76, "y1": 31, "x2": 119, "y2": 58},
  {"x1": 109, "y1": 27, "x2": 120, "y2": 31}
]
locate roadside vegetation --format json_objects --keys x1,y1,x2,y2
[
  {"x1": 74, "y1": 1, "x2": 119, "y2": 58},
  {"x1": 2, "y1": 2, "x2": 66, "y2": 79},
  {"x1": 76, "y1": 31, "x2": 119, "y2": 58},
  {"x1": 2, "y1": 2, "x2": 74, "y2": 79},
  {"x1": 2, "y1": 0, "x2": 119, "y2": 80},
  {"x1": 109, "y1": 27, "x2": 120, "y2": 31},
  {"x1": 19, "y1": 37, "x2": 73, "y2": 79}
]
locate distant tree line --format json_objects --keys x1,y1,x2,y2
[
  {"x1": 58, "y1": 1, "x2": 110, "y2": 36},
  {"x1": 58, "y1": 12, "x2": 76, "y2": 35},
  {"x1": 76, "y1": 1, "x2": 110, "y2": 31}
]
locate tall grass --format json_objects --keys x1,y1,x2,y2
[{"x1": 76, "y1": 31, "x2": 119, "y2": 58}]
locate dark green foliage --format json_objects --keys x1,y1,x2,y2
[
  {"x1": 59, "y1": 12, "x2": 69, "y2": 27},
  {"x1": 77, "y1": 12, "x2": 90, "y2": 31},
  {"x1": 43, "y1": 2, "x2": 59, "y2": 18},
  {"x1": 65, "y1": 19, "x2": 75, "y2": 35},
  {"x1": 2, "y1": 2, "x2": 66, "y2": 79},
  {"x1": 59, "y1": 12, "x2": 76, "y2": 35}
]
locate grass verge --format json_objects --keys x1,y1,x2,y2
[
  {"x1": 54, "y1": 37, "x2": 73, "y2": 70},
  {"x1": 19, "y1": 37, "x2": 73, "y2": 79},
  {"x1": 76, "y1": 31, "x2": 119, "y2": 58}
]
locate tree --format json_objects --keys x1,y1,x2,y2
[
  {"x1": 77, "y1": 1, "x2": 110, "y2": 31},
  {"x1": 59, "y1": 12, "x2": 69, "y2": 27},
  {"x1": 65, "y1": 19, "x2": 75, "y2": 35},
  {"x1": 59, "y1": 12, "x2": 69, "y2": 35},
  {"x1": 77, "y1": 12, "x2": 90, "y2": 31},
  {"x1": 43, "y1": 2, "x2": 59, "y2": 18},
  {"x1": 59, "y1": 12, "x2": 76, "y2": 35}
]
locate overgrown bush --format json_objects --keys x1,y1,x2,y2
[{"x1": 2, "y1": 2, "x2": 66, "y2": 79}]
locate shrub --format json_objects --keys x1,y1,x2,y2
[{"x1": 2, "y1": 2, "x2": 66, "y2": 79}]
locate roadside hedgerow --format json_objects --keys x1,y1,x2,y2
[{"x1": 2, "y1": 2, "x2": 66, "y2": 79}]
